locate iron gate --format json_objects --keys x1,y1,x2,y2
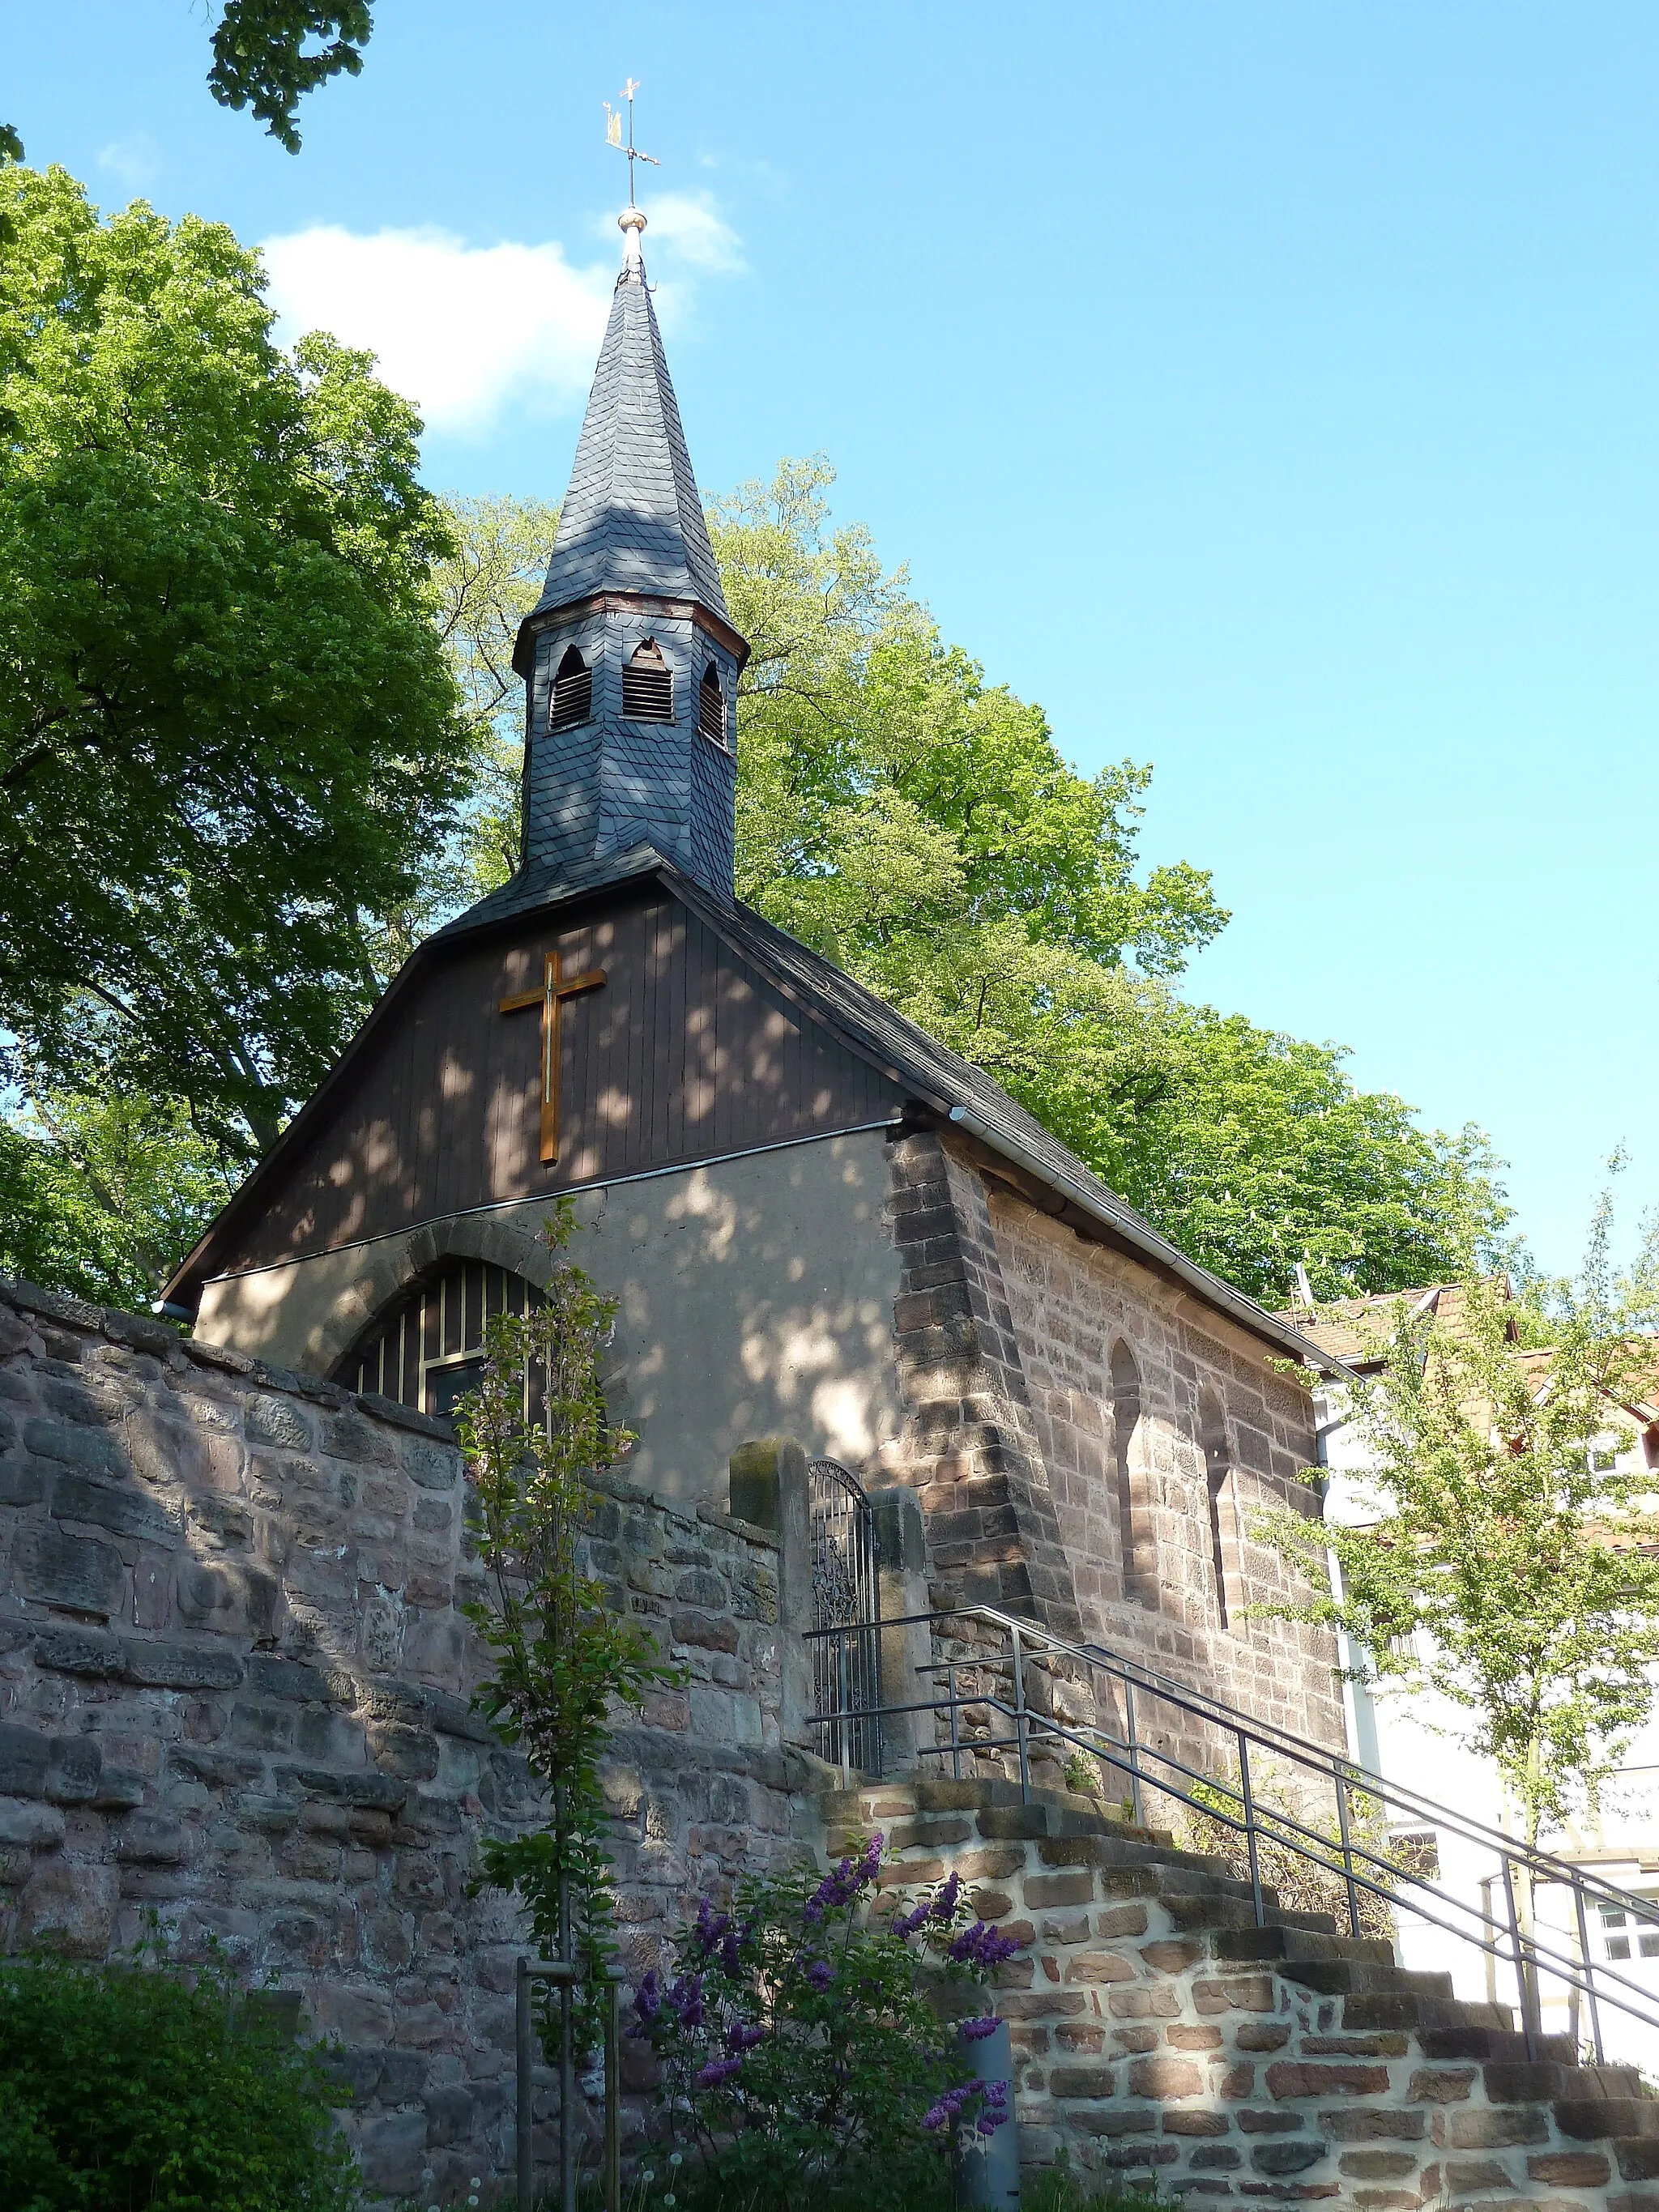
[{"x1": 808, "y1": 1455, "x2": 882, "y2": 1777}]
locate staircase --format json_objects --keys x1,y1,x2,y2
[{"x1": 823, "y1": 1775, "x2": 1657, "y2": 2210}]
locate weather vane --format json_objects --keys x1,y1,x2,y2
[{"x1": 604, "y1": 79, "x2": 659, "y2": 207}]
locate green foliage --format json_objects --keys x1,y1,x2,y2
[
  {"x1": 0, "y1": 1947, "x2": 358, "y2": 2211},
  {"x1": 1023, "y1": 2150, "x2": 1168, "y2": 2212},
  {"x1": 456, "y1": 1203, "x2": 684, "y2": 2048},
  {"x1": 629, "y1": 1848, "x2": 1017, "y2": 2212},
  {"x1": 1252, "y1": 1194, "x2": 1659, "y2": 1848},
  {"x1": 0, "y1": 164, "x2": 468, "y2": 1165},
  {"x1": 0, "y1": 1083, "x2": 234, "y2": 1307},
  {"x1": 431, "y1": 468, "x2": 1505, "y2": 1306},
  {"x1": 209, "y1": 2, "x2": 374, "y2": 152}
]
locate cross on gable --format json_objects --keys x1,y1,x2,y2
[{"x1": 498, "y1": 948, "x2": 606, "y2": 1166}]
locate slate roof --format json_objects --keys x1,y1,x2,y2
[{"x1": 529, "y1": 259, "x2": 727, "y2": 619}]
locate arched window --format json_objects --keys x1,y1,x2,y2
[
  {"x1": 621, "y1": 637, "x2": 673, "y2": 722},
  {"x1": 697, "y1": 663, "x2": 727, "y2": 748},
  {"x1": 335, "y1": 1260, "x2": 545, "y2": 1424},
  {"x1": 1199, "y1": 1385, "x2": 1234, "y2": 1628},
  {"x1": 1111, "y1": 1340, "x2": 1156, "y2": 1608},
  {"x1": 549, "y1": 645, "x2": 593, "y2": 733}
]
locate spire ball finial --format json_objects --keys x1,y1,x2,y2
[{"x1": 619, "y1": 204, "x2": 646, "y2": 271}]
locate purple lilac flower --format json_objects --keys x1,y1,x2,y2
[
  {"x1": 630, "y1": 1971, "x2": 661, "y2": 2035},
  {"x1": 961, "y1": 2015, "x2": 1000, "y2": 2042},
  {"x1": 665, "y1": 1973, "x2": 705, "y2": 2030},
  {"x1": 946, "y1": 1921, "x2": 1025, "y2": 1970},
  {"x1": 892, "y1": 1900, "x2": 930, "y2": 1939},
  {"x1": 805, "y1": 1959, "x2": 835, "y2": 1993},
  {"x1": 976, "y1": 2081, "x2": 1010, "y2": 2137},
  {"x1": 930, "y1": 1872, "x2": 962, "y2": 1922},
  {"x1": 695, "y1": 2057, "x2": 744, "y2": 2091},
  {"x1": 922, "y1": 2085, "x2": 975, "y2": 2133},
  {"x1": 727, "y1": 2023, "x2": 766, "y2": 2052},
  {"x1": 691, "y1": 1899, "x2": 732, "y2": 1958}
]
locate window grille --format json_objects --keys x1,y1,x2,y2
[
  {"x1": 622, "y1": 638, "x2": 673, "y2": 722},
  {"x1": 549, "y1": 646, "x2": 593, "y2": 732},
  {"x1": 697, "y1": 663, "x2": 727, "y2": 747},
  {"x1": 335, "y1": 1262, "x2": 546, "y2": 1425}
]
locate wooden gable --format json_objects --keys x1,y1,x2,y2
[{"x1": 203, "y1": 878, "x2": 905, "y2": 1281}]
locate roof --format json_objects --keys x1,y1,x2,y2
[
  {"x1": 164, "y1": 853, "x2": 1350, "y2": 1380},
  {"x1": 1273, "y1": 1286, "x2": 1454, "y2": 1366},
  {"x1": 526, "y1": 257, "x2": 727, "y2": 622}
]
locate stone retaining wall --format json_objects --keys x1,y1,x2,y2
[{"x1": 0, "y1": 1276, "x2": 807, "y2": 2203}]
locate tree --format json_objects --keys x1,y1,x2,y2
[
  {"x1": 456, "y1": 1204, "x2": 683, "y2": 2048},
  {"x1": 1253, "y1": 1201, "x2": 1659, "y2": 1853},
  {"x1": 0, "y1": 1085, "x2": 234, "y2": 1311},
  {"x1": 0, "y1": 164, "x2": 468, "y2": 1166},
  {"x1": 431, "y1": 466, "x2": 1508, "y2": 1307},
  {"x1": 208, "y1": 2, "x2": 374, "y2": 154}
]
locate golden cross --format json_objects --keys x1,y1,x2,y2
[
  {"x1": 498, "y1": 949, "x2": 606, "y2": 1166},
  {"x1": 603, "y1": 78, "x2": 659, "y2": 206}
]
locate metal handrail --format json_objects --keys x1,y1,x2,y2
[{"x1": 806, "y1": 1604, "x2": 1659, "y2": 2065}]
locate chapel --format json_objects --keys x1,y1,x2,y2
[{"x1": 163, "y1": 203, "x2": 1346, "y2": 1739}]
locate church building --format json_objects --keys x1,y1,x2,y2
[{"x1": 164, "y1": 204, "x2": 1346, "y2": 1741}]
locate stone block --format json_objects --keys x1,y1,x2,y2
[
  {"x1": 1445, "y1": 2157, "x2": 1512, "y2": 2191},
  {"x1": 1065, "y1": 1952, "x2": 1135, "y2": 1984},
  {"x1": 356, "y1": 2110, "x2": 428, "y2": 2195},
  {"x1": 45, "y1": 1735, "x2": 102, "y2": 1804},
  {"x1": 0, "y1": 1799, "x2": 65, "y2": 1847},
  {"x1": 1141, "y1": 1937, "x2": 1204, "y2": 1973},
  {"x1": 1127, "y1": 2056, "x2": 1203, "y2": 2099},
  {"x1": 17, "y1": 1527, "x2": 126, "y2": 1616},
  {"x1": 0, "y1": 1724, "x2": 51, "y2": 1799},
  {"x1": 1338, "y1": 2150, "x2": 1418, "y2": 2179},
  {"x1": 1251, "y1": 2141, "x2": 1328, "y2": 2176},
  {"x1": 246, "y1": 1394, "x2": 313, "y2": 1450},
  {"x1": 1193, "y1": 1975, "x2": 1275, "y2": 2014},
  {"x1": 1406, "y1": 2064, "x2": 1476, "y2": 2101},
  {"x1": 1026, "y1": 1871, "x2": 1094, "y2": 1908},
  {"x1": 1050, "y1": 2065, "x2": 1117, "y2": 2099},
  {"x1": 18, "y1": 1858, "x2": 117, "y2": 1954},
  {"x1": 1446, "y1": 2106, "x2": 1549, "y2": 2150},
  {"x1": 1164, "y1": 2112, "x2": 1232, "y2": 2137},
  {"x1": 23, "y1": 1417, "x2": 127, "y2": 1477},
  {"x1": 1529, "y1": 2154, "x2": 1613, "y2": 2186},
  {"x1": 404, "y1": 1437, "x2": 458, "y2": 1490},
  {"x1": 32, "y1": 1626, "x2": 123, "y2": 1677},
  {"x1": 114, "y1": 1811, "x2": 190, "y2": 1865},
  {"x1": 0, "y1": 1455, "x2": 47, "y2": 1506},
  {"x1": 123, "y1": 1640, "x2": 244, "y2": 1692},
  {"x1": 1266, "y1": 2062, "x2": 1390, "y2": 2099}
]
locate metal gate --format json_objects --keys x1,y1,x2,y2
[{"x1": 808, "y1": 1456, "x2": 882, "y2": 1778}]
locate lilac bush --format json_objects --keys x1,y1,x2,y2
[{"x1": 628, "y1": 1839, "x2": 1021, "y2": 2211}]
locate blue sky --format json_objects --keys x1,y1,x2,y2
[{"x1": 8, "y1": 2, "x2": 1657, "y2": 1277}]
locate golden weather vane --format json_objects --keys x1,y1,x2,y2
[{"x1": 603, "y1": 79, "x2": 660, "y2": 207}]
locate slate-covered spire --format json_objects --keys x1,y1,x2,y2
[{"x1": 512, "y1": 207, "x2": 747, "y2": 901}]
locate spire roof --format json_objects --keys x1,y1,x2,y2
[{"x1": 531, "y1": 236, "x2": 727, "y2": 620}]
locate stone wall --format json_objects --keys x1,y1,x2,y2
[
  {"x1": 0, "y1": 1276, "x2": 806, "y2": 2205},
  {"x1": 983, "y1": 1187, "x2": 1344, "y2": 1760}
]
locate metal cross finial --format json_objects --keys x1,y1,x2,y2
[{"x1": 603, "y1": 79, "x2": 659, "y2": 207}]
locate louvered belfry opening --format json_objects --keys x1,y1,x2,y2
[
  {"x1": 621, "y1": 637, "x2": 674, "y2": 722},
  {"x1": 335, "y1": 1261, "x2": 547, "y2": 1426},
  {"x1": 697, "y1": 663, "x2": 727, "y2": 748},
  {"x1": 549, "y1": 645, "x2": 593, "y2": 733}
]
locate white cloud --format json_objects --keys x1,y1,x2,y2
[
  {"x1": 259, "y1": 201, "x2": 744, "y2": 440},
  {"x1": 97, "y1": 134, "x2": 160, "y2": 192},
  {"x1": 259, "y1": 225, "x2": 614, "y2": 437}
]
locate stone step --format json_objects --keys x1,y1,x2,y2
[
  {"x1": 1412, "y1": 2020, "x2": 1566, "y2": 2062},
  {"x1": 1610, "y1": 2135, "x2": 1659, "y2": 2180},
  {"x1": 1209, "y1": 1924, "x2": 1397, "y2": 1967},
  {"x1": 1556, "y1": 2099, "x2": 1659, "y2": 2142},
  {"x1": 1282, "y1": 1958, "x2": 1456, "y2": 1999}
]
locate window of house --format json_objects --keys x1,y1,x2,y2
[
  {"x1": 549, "y1": 645, "x2": 593, "y2": 732},
  {"x1": 697, "y1": 663, "x2": 727, "y2": 748},
  {"x1": 1599, "y1": 1897, "x2": 1659, "y2": 1962},
  {"x1": 622, "y1": 638, "x2": 674, "y2": 722}
]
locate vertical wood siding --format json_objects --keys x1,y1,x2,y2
[{"x1": 213, "y1": 884, "x2": 902, "y2": 1276}]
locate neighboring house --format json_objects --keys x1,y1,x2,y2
[{"x1": 1280, "y1": 1282, "x2": 1659, "y2": 2065}]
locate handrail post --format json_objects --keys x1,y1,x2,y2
[
  {"x1": 560, "y1": 1867, "x2": 576, "y2": 2212},
  {"x1": 1335, "y1": 1771, "x2": 1360, "y2": 1940},
  {"x1": 1239, "y1": 1733, "x2": 1265, "y2": 1928},
  {"x1": 838, "y1": 1629, "x2": 851, "y2": 1788},
  {"x1": 1572, "y1": 1877, "x2": 1604, "y2": 2067},
  {"x1": 1501, "y1": 1856, "x2": 1537, "y2": 2061},
  {"x1": 946, "y1": 1654, "x2": 962, "y2": 1779},
  {"x1": 516, "y1": 1954, "x2": 534, "y2": 2212},
  {"x1": 604, "y1": 1979, "x2": 621, "y2": 2212},
  {"x1": 1125, "y1": 1678, "x2": 1144, "y2": 1828},
  {"x1": 1011, "y1": 1623, "x2": 1030, "y2": 1805}
]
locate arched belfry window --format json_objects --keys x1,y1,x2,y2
[
  {"x1": 697, "y1": 663, "x2": 727, "y2": 748},
  {"x1": 621, "y1": 637, "x2": 673, "y2": 722},
  {"x1": 335, "y1": 1260, "x2": 546, "y2": 1424},
  {"x1": 549, "y1": 645, "x2": 593, "y2": 733}
]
